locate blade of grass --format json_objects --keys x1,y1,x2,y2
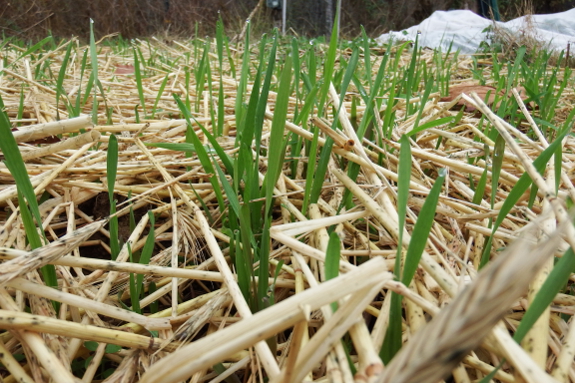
[
  {"x1": 479, "y1": 246, "x2": 575, "y2": 383},
  {"x1": 55, "y1": 43, "x2": 73, "y2": 121},
  {"x1": 317, "y1": 12, "x2": 339, "y2": 116},
  {"x1": 17, "y1": 85, "x2": 24, "y2": 126},
  {"x1": 136, "y1": 212, "x2": 155, "y2": 297},
  {"x1": 151, "y1": 74, "x2": 169, "y2": 118},
  {"x1": 479, "y1": 126, "x2": 569, "y2": 267},
  {"x1": 235, "y1": 22, "x2": 251, "y2": 131},
  {"x1": 73, "y1": 49, "x2": 89, "y2": 117},
  {"x1": 402, "y1": 168, "x2": 446, "y2": 286},
  {"x1": 89, "y1": 19, "x2": 99, "y2": 124},
  {"x1": 263, "y1": 55, "x2": 292, "y2": 215},
  {"x1": 0, "y1": 94, "x2": 58, "y2": 290},
  {"x1": 9, "y1": 36, "x2": 52, "y2": 68},
  {"x1": 514, "y1": 247, "x2": 575, "y2": 343},
  {"x1": 133, "y1": 47, "x2": 147, "y2": 118},
  {"x1": 127, "y1": 243, "x2": 141, "y2": 314},
  {"x1": 254, "y1": 32, "x2": 278, "y2": 152},
  {"x1": 381, "y1": 135, "x2": 411, "y2": 362},
  {"x1": 325, "y1": 231, "x2": 341, "y2": 312},
  {"x1": 107, "y1": 134, "x2": 120, "y2": 260},
  {"x1": 174, "y1": 94, "x2": 226, "y2": 212}
]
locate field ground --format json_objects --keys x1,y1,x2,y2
[{"x1": 0, "y1": 28, "x2": 575, "y2": 383}]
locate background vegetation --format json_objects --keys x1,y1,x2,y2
[{"x1": 1, "y1": 0, "x2": 574, "y2": 40}]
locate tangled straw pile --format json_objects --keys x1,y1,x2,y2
[{"x1": 0, "y1": 33, "x2": 575, "y2": 383}]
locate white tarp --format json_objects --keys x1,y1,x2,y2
[{"x1": 375, "y1": 8, "x2": 575, "y2": 54}]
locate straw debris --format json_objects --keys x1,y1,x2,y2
[{"x1": 0, "y1": 35, "x2": 574, "y2": 383}]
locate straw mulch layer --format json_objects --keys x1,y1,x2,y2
[{"x1": 0, "y1": 36, "x2": 574, "y2": 383}]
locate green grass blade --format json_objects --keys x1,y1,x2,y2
[
  {"x1": 361, "y1": 26, "x2": 372, "y2": 89},
  {"x1": 194, "y1": 43, "x2": 209, "y2": 114},
  {"x1": 294, "y1": 82, "x2": 320, "y2": 126},
  {"x1": 133, "y1": 47, "x2": 147, "y2": 118},
  {"x1": 9, "y1": 36, "x2": 52, "y2": 68},
  {"x1": 411, "y1": 77, "x2": 434, "y2": 132},
  {"x1": 17, "y1": 86, "x2": 24, "y2": 126},
  {"x1": 472, "y1": 167, "x2": 489, "y2": 206},
  {"x1": 0, "y1": 95, "x2": 45, "y2": 241},
  {"x1": 402, "y1": 168, "x2": 446, "y2": 286},
  {"x1": 325, "y1": 231, "x2": 341, "y2": 312},
  {"x1": 145, "y1": 143, "x2": 196, "y2": 152},
  {"x1": 55, "y1": 43, "x2": 73, "y2": 120},
  {"x1": 480, "y1": 127, "x2": 569, "y2": 267},
  {"x1": 263, "y1": 56, "x2": 292, "y2": 215},
  {"x1": 254, "y1": 33, "x2": 278, "y2": 152},
  {"x1": 174, "y1": 94, "x2": 226, "y2": 212},
  {"x1": 317, "y1": 14, "x2": 339, "y2": 116},
  {"x1": 216, "y1": 18, "x2": 224, "y2": 70},
  {"x1": 514, "y1": 247, "x2": 575, "y2": 343},
  {"x1": 136, "y1": 212, "x2": 155, "y2": 295},
  {"x1": 89, "y1": 19, "x2": 99, "y2": 125},
  {"x1": 406, "y1": 116, "x2": 458, "y2": 138},
  {"x1": 479, "y1": 246, "x2": 575, "y2": 383},
  {"x1": 214, "y1": 160, "x2": 241, "y2": 218},
  {"x1": 235, "y1": 22, "x2": 251, "y2": 130},
  {"x1": 17, "y1": 191, "x2": 57, "y2": 291},
  {"x1": 127, "y1": 243, "x2": 141, "y2": 314},
  {"x1": 1, "y1": 96, "x2": 56, "y2": 296},
  {"x1": 381, "y1": 135, "x2": 411, "y2": 362},
  {"x1": 396, "y1": 135, "x2": 411, "y2": 280},
  {"x1": 151, "y1": 73, "x2": 170, "y2": 118},
  {"x1": 107, "y1": 134, "x2": 120, "y2": 260},
  {"x1": 310, "y1": 138, "x2": 334, "y2": 205},
  {"x1": 107, "y1": 134, "x2": 118, "y2": 189},
  {"x1": 238, "y1": 204, "x2": 257, "y2": 310},
  {"x1": 554, "y1": 141, "x2": 562, "y2": 194},
  {"x1": 257, "y1": 217, "x2": 272, "y2": 311},
  {"x1": 404, "y1": 34, "x2": 420, "y2": 116},
  {"x1": 73, "y1": 49, "x2": 89, "y2": 117},
  {"x1": 302, "y1": 127, "x2": 320, "y2": 214},
  {"x1": 325, "y1": 231, "x2": 341, "y2": 282},
  {"x1": 490, "y1": 134, "x2": 505, "y2": 208}
]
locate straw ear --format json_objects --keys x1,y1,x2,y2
[{"x1": 377, "y1": 221, "x2": 566, "y2": 383}]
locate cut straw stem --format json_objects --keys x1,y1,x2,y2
[
  {"x1": 140, "y1": 257, "x2": 392, "y2": 383},
  {"x1": 12, "y1": 114, "x2": 93, "y2": 142}
]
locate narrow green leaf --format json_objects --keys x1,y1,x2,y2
[
  {"x1": 317, "y1": 15, "x2": 340, "y2": 116},
  {"x1": 325, "y1": 231, "x2": 341, "y2": 312},
  {"x1": 406, "y1": 116, "x2": 458, "y2": 137},
  {"x1": 491, "y1": 134, "x2": 505, "y2": 208},
  {"x1": 257, "y1": 217, "x2": 272, "y2": 311},
  {"x1": 173, "y1": 94, "x2": 226, "y2": 211},
  {"x1": 55, "y1": 43, "x2": 73, "y2": 120},
  {"x1": 480, "y1": 126, "x2": 569, "y2": 267},
  {"x1": 89, "y1": 19, "x2": 99, "y2": 124},
  {"x1": 472, "y1": 167, "x2": 488, "y2": 205},
  {"x1": 136, "y1": 212, "x2": 155, "y2": 295},
  {"x1": 107, "y1": 135, "x2": 118, "y2": 196},
  {"x1": 9, "y1": 36, "x2": 52, "y2": 67},
  {"x1": 263, "y1": 56, "x2": 292, "y2": 215},
  {"x1": 380, "y1": 135, "x2": 412, "y2": 362},
  {"x1": 402, "y1": 168, "x2": 446, "y2": 286},
  {"x1": 145, "y1": 142, "x2": 196, "y2": 152},
  {"x1": 235, "y1": 22, "x2": 251, "y2": 129},
  {"x1": 0, "y1": 95, "x2": 45, "y2": 243},
  {"x1": 128, "y1": 242, "x2": 141, "y2": 314},
  {"x1": 133, "y1": 47, "x2": 147, "y2": 117},
  {"x1": 514, "y1": 248, "x2": 575, "y2": 343}
]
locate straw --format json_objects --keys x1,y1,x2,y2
[{"x1": 0, "y1": 34, "x2": 574, "y2": 383}]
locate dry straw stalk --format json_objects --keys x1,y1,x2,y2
[{"x1": 0, "y1": 33, "x2": 574, "y2": 383}]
